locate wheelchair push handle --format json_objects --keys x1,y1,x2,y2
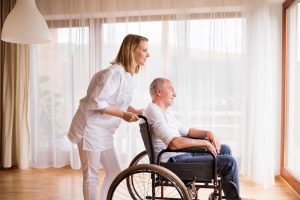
[{"x1": 137, "y1": 114, "x2": 146, "y2": 120}]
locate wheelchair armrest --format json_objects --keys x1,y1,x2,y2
[
  {"x1": 160, "y1": 146, "x2": 208, "y2": 153},
  {"x1": 184, "y1": 136, "x2": 208, "y2": 141},
  {"x1": 157, "y1": 146, "x2": 217, "y2": 165}
]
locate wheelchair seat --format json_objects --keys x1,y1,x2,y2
[{"x1": 139, "y1": 116, "x2": 217, "y2": 178}]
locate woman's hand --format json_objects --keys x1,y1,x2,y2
[
  {"x1": 99, "y1": 107, "x2": 139, "y2": 122},
  {"x1": 122, "y1": 111, "x2": 139, "y2": 122},
  {"x1": 127, "y1": 106, "x2": 144, "y2": 115},
  {"x1": 135, "y1": 108, "x2": 144, "y2": 115}
]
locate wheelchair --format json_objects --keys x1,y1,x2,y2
[{"x1": 107, "y1": 115, "x2": 239, "y2": 200}]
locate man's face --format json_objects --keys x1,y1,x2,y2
[{"x1": 160, "y1": 80, "x2": 176, "y2": 107}]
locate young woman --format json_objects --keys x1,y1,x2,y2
[{"x1": 68, "y1": 34, "x2": 150, "y2": 200}]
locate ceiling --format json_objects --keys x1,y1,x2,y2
[{"x1": 268, "y1": 0, "x2": 285, "y2": 3}]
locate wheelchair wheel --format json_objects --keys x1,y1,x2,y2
[
  {"x1": 107, "y1": 164, "x2": 190, "y2": 200},
  {"x1": 129, "y1": 150, "x2": 149, "y2": 166},
  {"x1": 127, "y1": 150, "x2": 149, "y2": 199},
  {"x1": 208, "y1": 192, "x2": 218, "y2": 200}
]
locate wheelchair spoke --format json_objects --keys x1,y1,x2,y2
[{"x1": 107, "y1": 164, "x2": 190, "y2": 200}]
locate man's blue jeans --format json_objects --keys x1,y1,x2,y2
[{"x1": 168, "y1": 144, "x2": 239, "y2": 199}]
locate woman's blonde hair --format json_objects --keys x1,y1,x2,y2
[{"x1": 111, "y1": 34, "x2": 148, "y2": 74}]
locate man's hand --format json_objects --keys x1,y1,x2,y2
[
  {"x1": 205, "y1": 140, "x2": 217, "y2": 155},
  {"x1": 214, "y1": 138, "x2": 221, "y2": 154},
  {"x1": 122, "y1": 112, "x2": 139, "y2": 122},
  {"x1": 206, "y1": 131, "x2": 221, "y2": 154}
]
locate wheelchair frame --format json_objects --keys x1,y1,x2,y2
[{"x1": 107, "y1": 115, "x2": 239, "y2": 200}]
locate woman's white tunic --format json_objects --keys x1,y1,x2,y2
[{"x1": 68, "y1": 64, "x2": 133, "y2": 151}]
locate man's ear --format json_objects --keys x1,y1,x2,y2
[{"x1": 157, "y1": 89, "x2": 162, "y2": 97}]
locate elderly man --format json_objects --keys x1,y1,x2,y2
[{"x1": 142, "y1": 77, "x2": 240, "y2": 200}]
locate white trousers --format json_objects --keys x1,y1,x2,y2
[{"x1": 78, "y1": 140, "x2": 121, "y2": 200}]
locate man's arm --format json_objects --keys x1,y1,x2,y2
[
  {"x1": 188, "y1": 128, "x2": 209, "y2": 138},
  {"x1": 187, "y1": 128, "x2": 221, "y2": 154},
  {"x1": 168, "y1": 136, "x2": 217, "y2": 155}
]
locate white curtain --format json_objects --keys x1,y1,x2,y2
[
  {"x1": 240, "y1": 1, "x2": 281, "y2": 187},
  {"x1": 30, "y1": 0, "x2": 282, "y2": 187}
]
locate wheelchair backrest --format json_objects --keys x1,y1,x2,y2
[{"x1": 138, "y1": 115, "x2": 155, "y2": 164}]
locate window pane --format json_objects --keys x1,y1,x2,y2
[
  {"x1": 167, "y1": 18, "x2": 245, "y2": 160},
  {"x1": 32, "y1": 27, "x2": 89, "y2": 167}
]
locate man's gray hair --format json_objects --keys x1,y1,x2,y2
[{"x1": 149, "y1": 77, "x2": 168, "y2": 98}]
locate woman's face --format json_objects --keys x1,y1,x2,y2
[{"x1": 134, "y1": 40, "x2": 149, "y2": 66}]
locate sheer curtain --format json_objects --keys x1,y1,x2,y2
[
  {"x1": 240, "y1": 0, "x2": 282, "y2": 187},
  {"x1": 29, "y1": 24, "x2": 90, "y2": 168},
  {"x1": 30, "y1": 0, "x2": 282, "y2": 187}
]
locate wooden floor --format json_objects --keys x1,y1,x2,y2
[{"x1": 0, "y1": 166, "x2": 299, "y2": 200}]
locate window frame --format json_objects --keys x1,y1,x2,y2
[{"x1": 281, "y1": 0, "x2": 300, "y2": 195}]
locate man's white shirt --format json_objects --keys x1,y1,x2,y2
[{"x1": 142, "y1": 103, "x2": 189, "y2": 162}]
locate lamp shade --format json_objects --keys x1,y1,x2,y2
[{"x1": 1, "y1": 0, "x2": 51, "y2": 44}]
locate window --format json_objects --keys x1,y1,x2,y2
[
  {"x1": 31, "y1": 27, "x2": 89, "y2": 167},
  {"x1": 32, "y1": 15, "x2": 245, "y2": 167}
]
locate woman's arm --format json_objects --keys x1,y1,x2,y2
[
  {"x1": 100, "y1": 107, "x2": 139, "y2": 122},
  {"x1": 127, "y1": 106, "x2": 144, "y2": 115}
]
